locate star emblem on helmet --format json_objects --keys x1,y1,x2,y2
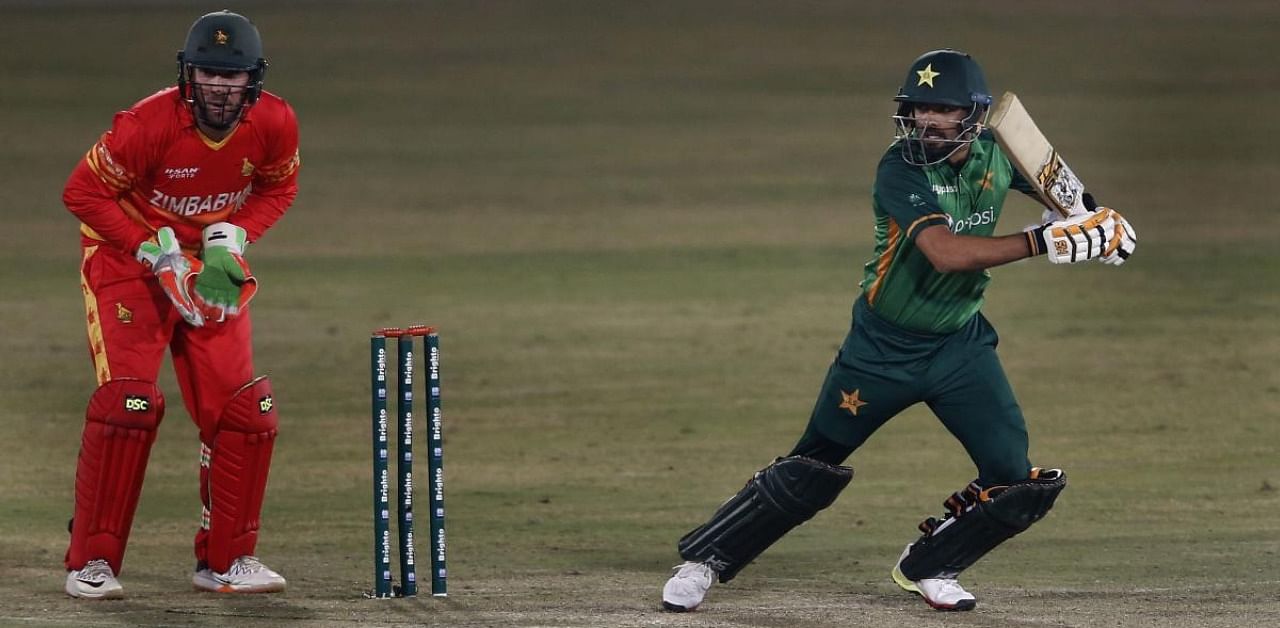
[
  {"x1": 214, "y1": 29, "x2": 229, "y2": 45},
  {"x1": 916, "y1": 63, "x2": 940, "y2": 87}
]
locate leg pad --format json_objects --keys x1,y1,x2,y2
[
  {"x1": 899, "y1": 467, "x2": 1066, "y2": 580},
  {"x1": 677, "y1": 456, "x2": 853, "y2": 582},
  {"x1": 66, "y1": 379, "x2": 165, "y2": 574},
  {"x1": 201, "y1": 376, "x2": 278, "y2": 573}
]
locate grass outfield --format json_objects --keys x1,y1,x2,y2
[{"x1": 1, "y1": 1, "x2": 1278, "y2": 626}]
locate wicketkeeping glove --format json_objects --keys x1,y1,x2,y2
[
  {"x1": 136, "y1": 226, "x2": 205, "y2": 327},
  {"x1": 193, "y1": 222, "x2": 259, "y2": 323},
  {"x1": 1026, "y1": 207, "x2": 1120, "y2": 264}
]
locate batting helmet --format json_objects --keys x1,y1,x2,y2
[
  {"x1": 892, "y1": 49, "x2": 991, "y2": 166},
  {"x1": 893, "y1": 49, "x2": 991, "y2": 110}
]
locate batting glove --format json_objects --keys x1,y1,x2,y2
[
  {"x1": 1026, "y1": 208, "x2": 1119, "y2": 264},
  {"x1": 136, "y1": 226, "x2": 205, "y2": 327},
  {"x1": 1082, "y1": 192, "x2": 1138, "y2": 265},
  {"x1": 193, "y1": 222, "x2": 259, "y2": 323},
  {"x1": 1098, "y1": 208, "x2": 1137, "y2": 266}
]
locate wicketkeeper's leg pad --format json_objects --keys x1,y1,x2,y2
[
  {"x1": 66, "y1": 378, "x2": 165, "y2": 574},
  {"x1": 201, "y1": 376, "x2": 278, "y2": 573},
  {"x1": 898, "y1": 467, "x2": 1066, "y2": 581},
  {"x1": 677, "y1": 456, "x2": 853, "y2": 583}
]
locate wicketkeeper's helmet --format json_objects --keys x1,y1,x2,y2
[{"x1": 176, "y1": 10, "x2": 267, "y2": 128}]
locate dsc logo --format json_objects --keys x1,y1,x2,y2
[
  {"x1": 259, "y1": 396, "x2": 274, "y2": 414},
  {"x1": 124, "y1": 396, "x2": 150, "y2": 412}
]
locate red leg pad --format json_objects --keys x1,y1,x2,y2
[
  {"x1": 203, "y1": 376, "x2": 278, "y2": 573},
  {"x1": 65, "y1": 378, "x2": 165, "y2": 574}
]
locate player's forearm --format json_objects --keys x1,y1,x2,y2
[
  {"x1": 915, "y1": 226, "x2": 1031, "y2": 273},
  {"x1": 233, "y1": 181, "x2": 296, "y2": 242},
  {"x1": 63, "y1": 160, "x2": 152, "y2": 254}
]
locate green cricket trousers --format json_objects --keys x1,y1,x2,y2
[{"x1": 789, "y1": 297, "x2": 1032, "y2": 486}]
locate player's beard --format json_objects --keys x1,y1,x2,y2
[
  {"x1": 905, "y1": 124, "x2": 977, "y2": 165},
  {"x1": 919, "y1": 126, "x2": 960, "y2": 161},
  {"x1": 192, "y1": 86, "x2": 247, "y2": 130},
  {"x1": 920, "y1": 136, "x2": 958, "y2": 163}
]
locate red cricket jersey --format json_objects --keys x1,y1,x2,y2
[{"x1": 63, "y1": 86, "x2": 300, "y2": 255}]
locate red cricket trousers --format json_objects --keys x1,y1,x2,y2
[{"x1": 67, "y1": 242, "x2": 256, "y2": 573}]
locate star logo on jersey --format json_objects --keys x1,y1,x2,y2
[
  {"x1": 214, "y1": 30, "x2": 229, "y2": 45},
  {"x1": 916, "y1": 63, "x2": 940, "y2": 87},
  {"x1": 115, "y1": 302, "x2": 133, "y2": 324},
  {"x1": 979, "y1": 171, "x2": 994, "y2": 190},
  {"x1": 839, "y1": 389, "x2": 868, "y2": 416},
  {"x1": 241, "y1": 158, "x2": 255, "y2": 177}
]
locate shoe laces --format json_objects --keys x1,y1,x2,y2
[{"x1": 77, "y1": 559, "x2": 114, "y2": 583}]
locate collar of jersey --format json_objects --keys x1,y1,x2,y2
[
  {"x1": 197, "y1": 125, "x2": 240, "y2": 150},
  {"x1": 177, "y1": 95, "x2": 252, "y2": 150}
]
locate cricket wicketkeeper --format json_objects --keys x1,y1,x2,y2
[
  {"x1": 662, "y1": 49, "x2": 1136, "y2": 612},
  {"x1": 61, "y1": 10, "x2": 299, "y2": 599}
]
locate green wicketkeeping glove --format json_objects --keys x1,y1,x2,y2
[{"x1": 193, "y1": 222, "x2": 258, "y2": 322}]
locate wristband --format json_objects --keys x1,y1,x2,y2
[{"x1": 1026, "y1": 227, "x2": 1047, "y2": 257}]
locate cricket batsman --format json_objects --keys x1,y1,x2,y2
[
  {"x1": 661, "y1": 49, "x2": 1137, "y2": 611},
  {"x1": 61, "y1": 10, "x2": 299, "y2": 598}
]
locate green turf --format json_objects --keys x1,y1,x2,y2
[{"x1": 1, "y1": 1, "x2": 1278, "y2": 626}]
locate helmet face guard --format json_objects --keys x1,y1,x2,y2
[
  {"x1": 891, "y1": 49, "x2": 992, "y2": 166},
  {"x1": 176, "y1": 11, "x2": 267, "y2": 131},
  {"x1": 893, "y1": 102, "x2": 989, "y2": 166}
]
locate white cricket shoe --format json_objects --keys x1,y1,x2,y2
[
  {"x1": 661, "y1": 560, "x2": 716, "y2": 612},
  {"x1": 891, "y1": 545, "x2": 976, "y2": 611},
  {"x1": 193, "y1": 556, "x2": 287, "y2": 593},
  {"x1": 65, "y1": 559, "x2": 124, "y2": 599}
]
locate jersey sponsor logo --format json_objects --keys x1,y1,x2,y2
[
  {"x1": 164, "y1": 167, "x2": 200, "y2": 180},
  {"x1": 948, "y1": 208, "x2": 996, "y2": 234},
  {"x1": 931, "y1": 184, "x2": 958, "y2": 195},
  {"x1": 149, "y1": 186, "x2": 250, "y2": 217}
]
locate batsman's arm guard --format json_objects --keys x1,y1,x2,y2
[
  {"x1": 898, "y1": 467, "x2": 1066, "y2": 581},
  {"x1": 676, "y1": 456, "x2": 853, "y2": 583}
]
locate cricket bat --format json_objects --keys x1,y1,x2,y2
[{"x1": 987, "y1": 91, "x2": 1087, "y2": 218}]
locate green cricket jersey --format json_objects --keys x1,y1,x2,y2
[{"x1": 860, "y1": 131, "x2": 1035, "y2": 333}]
